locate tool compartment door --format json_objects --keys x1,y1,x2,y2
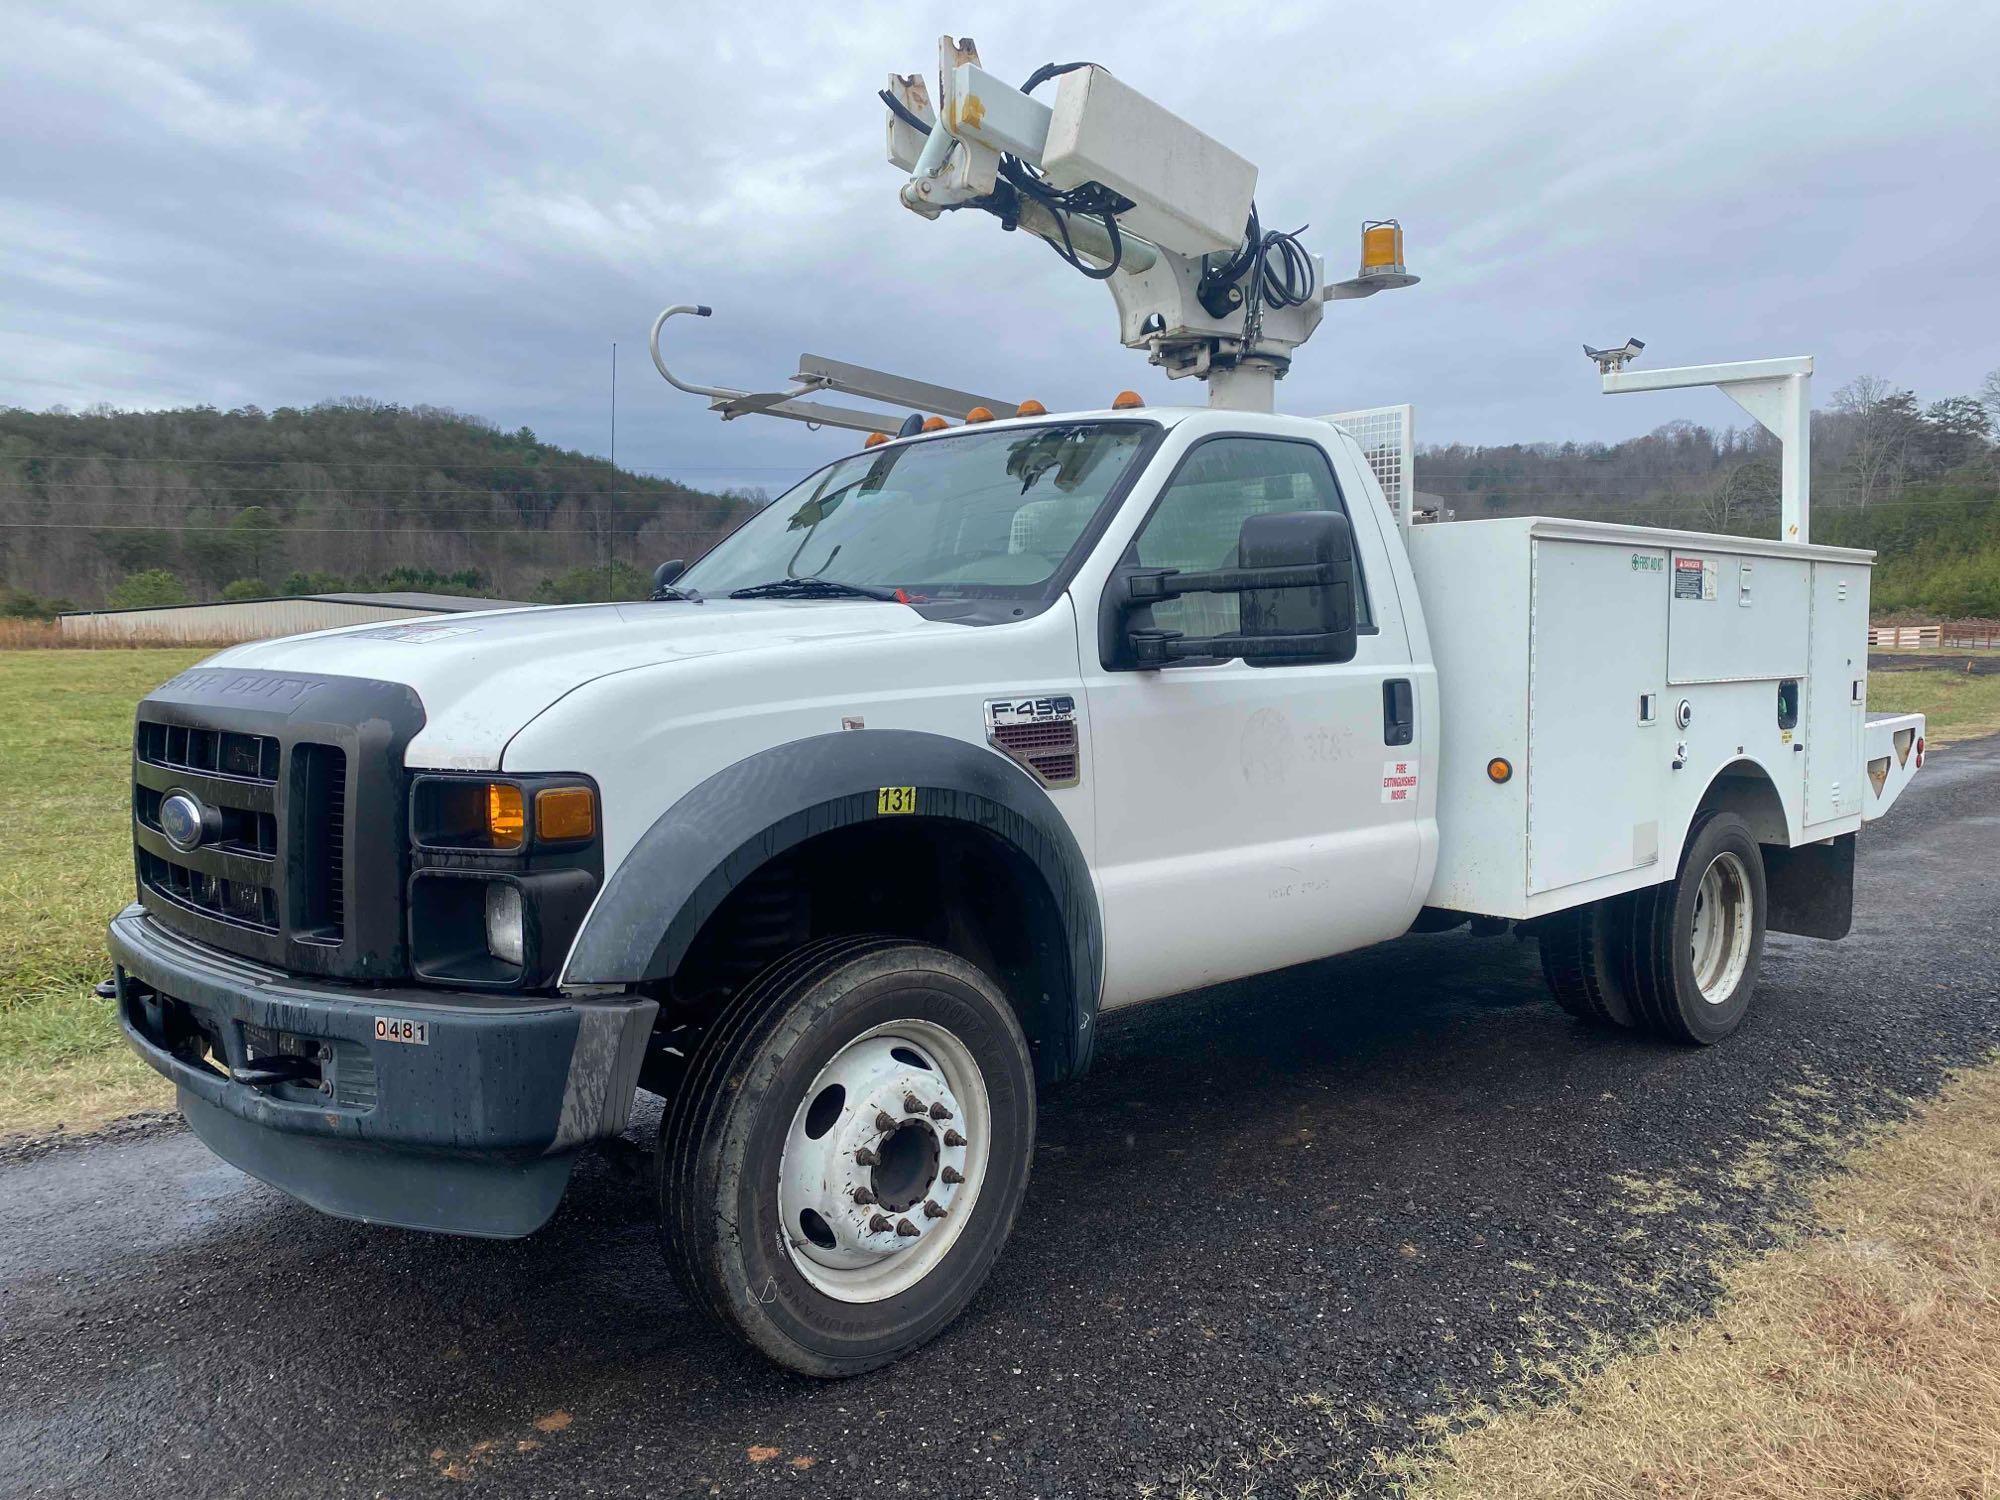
[
  {"x1": 1806, "y1": 562, "x2": 1868, "y2": 825},
  {"x1": 1527, "y1": 538, "x2": 1671, "y2": 895}
]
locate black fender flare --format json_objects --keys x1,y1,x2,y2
[{"x1": 562, "y1": 730, "x2": 1103, "y2": 1081}]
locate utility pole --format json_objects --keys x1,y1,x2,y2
[{"x1": 605, "y1": 342, "x2": 617, "y2": 585}]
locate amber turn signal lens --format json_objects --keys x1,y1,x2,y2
[
  {"x1": 1111, "y1": 390, "x2": 1144, "y2": 410},
  {"x1": 535, "y1": 786, "x2": 596, "y2": 842},
  {"x1": 921, "y1": 415, "x2": 948, "y2": 432},
  {"x1": 1486, "y1": 757, "x2": 1513, "y2": 784},
  {"x1": 1014, "y1": 399, "x2": 1047, "y2": 416},
  {"x1": 485, "y1": 782, "x2": 526, "y2": 846},
  {"x1": 864, "y1": 432, "x2": 889, "y2": 447}
]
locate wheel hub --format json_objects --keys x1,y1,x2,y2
[
  {"x1": 777, "y1": 1021, "x2": 988, "y2": 1302},
  {"x1": 1690, "y1": 850, "x2": 1753, "y2": 1004}
]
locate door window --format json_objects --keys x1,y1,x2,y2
[{"x1": 1131, "y1": 437, "x2": 1369, "y2": 637}]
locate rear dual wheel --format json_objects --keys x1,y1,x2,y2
[
  {"x1": 1539, "y1": 811, "x2": 1767, "y2": 1045},
  {"x1": 657, "y1": 936, "x2": 1034, "y2": 1376}
]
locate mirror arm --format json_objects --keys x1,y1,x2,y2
[
  {"x1": 1126, "y1": 560, "x2": 1344, "y2": 603},
  {"x1": 1130, "y1": 628, "x2": 1355, "y2": 667}
]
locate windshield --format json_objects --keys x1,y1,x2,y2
[{"x1": 679, "y1": 421, "x2": 1154, "y2": 600}]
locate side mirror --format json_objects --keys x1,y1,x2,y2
[
  {"x1": 651, "y1": 559, "x2": 687, "y2": 598},
  {"x1": 1117, "y1": 510, "x2": 1358, "y2": 668}
]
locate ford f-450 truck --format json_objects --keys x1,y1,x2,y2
[{"x1": 105, "y1": 42, "x2": 1926, "y2": 1375}]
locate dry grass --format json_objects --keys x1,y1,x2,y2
[
  {"x1": 1392, "y1": 1057, "x2": 2000, "y2": 1499},
  {"x1": 0, "y1": 620, "x2": 241, "y2": 649}
]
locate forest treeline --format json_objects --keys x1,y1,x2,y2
[
  {"x1": 5, "y1": 375, "x2": 1998, "y2": 619},
  {"x1": 0, "y1": 399, "x2": 756, "y2": 614}
]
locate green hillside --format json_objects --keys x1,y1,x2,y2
[{"x1": 0, "y1": 399, "x2": 757, "y2": 613}]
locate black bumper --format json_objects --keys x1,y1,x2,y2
[{"x1": 108, "y1": 905, "x2": 656, "y2": 1238}]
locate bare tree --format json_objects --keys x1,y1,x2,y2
[
  {"x1": 1691, "y1": 458, "x2": 1779, "y2": 535},
  {"x1": 1831, "y1": 375, "x2": 1918, "y2": 508}
]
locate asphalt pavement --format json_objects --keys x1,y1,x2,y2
[{"x1": 4, "y1": 738, "x2": 1996, "y2": 1499}]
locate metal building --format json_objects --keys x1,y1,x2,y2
[{"x1": 57, "y1": 591, "x2": 535, "y2": 645}]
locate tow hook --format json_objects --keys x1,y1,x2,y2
[{"x1": 228, "y1": 1055, "x2": 319, "y2": 1089}]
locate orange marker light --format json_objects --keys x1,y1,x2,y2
[
  {"x1": 486, "y1": 782, "x2": 526, "y2": 847},
  {"x1": 864, "y1": 432, "x2": 889, "y2": 448},
  {"x1": 1111, "y1": 390, "x2": 1144, "y2": 410},
  {"x1": 921, "y1": 415, "x2": 948, "y2": 432},
  {"x1": 964, "y1": 405, "x2": 995, "y2": 423},
  {"x1": 535, "y1": 786, "x2": 596, "y2": 842},
  {"x1": 1015, "y1": 399, "x2": 1047, "y2": 416},
  {"x1": 1486, "y1": 757, "x2": 1513, "y2": 784}
]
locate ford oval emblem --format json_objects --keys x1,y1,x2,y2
[{"x1": 159, "y1": 791, "x2": 210, "y2": 853}]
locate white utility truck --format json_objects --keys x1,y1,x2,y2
[{"x1": 107, "y1": 39, "x2": 1925, "y2": 1375}]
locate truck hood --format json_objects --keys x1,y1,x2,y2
[{"x1": 201, "y1": 599, "x2": 939, "y2": 768}]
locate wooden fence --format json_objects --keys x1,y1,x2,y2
[{"x1": 1868, "y1": 624, "x2": 2000, "y2": 650}]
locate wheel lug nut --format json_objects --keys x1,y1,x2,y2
[
  {"x1": 929, "y1": 1102, "x2": 953, "y2": 1121},
  {"x1": 904, "y1": 1093, "x2": 925, "y2": 1115},
  {"x1": 923, "y1": 1199, "x2": 947, "y2": 1219},
  {"x1": 894, "y1": 1217, "x2": 920, "y2": 1237},
  {"x1": 869, "y1": 1213, "x2": 893, "y2": 1233},
  {"x1": 940, "y1": 1166, "x2": 964, "y2": 1184},
  {"x1": 852, "y1": 1185, "x2": 876, "y2": 1205},
  {"x1": 874, "y1": 1110, "x2": 897, "y2": 1133},
  {"x1": 943, "y1": 1129, "x2": 966, "y2": 1148},
  {"x1": 855, "y1": 1146, "x2": 881, "y2": 1167}
]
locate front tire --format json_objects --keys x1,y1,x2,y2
[
  {"x1": 1630, "y1": 811, "x2": 1768, "y2": 1044},
  {"x1": 658, "y1": 936, "x2": 1035, "y2": 1376}
]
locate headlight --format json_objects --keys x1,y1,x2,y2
[
  {"x1": 484, "y1": 880, "x2": 524, "y2": 966},
  {"x1": 406, "y1": 773, "x2": 603, "y2": 990}
]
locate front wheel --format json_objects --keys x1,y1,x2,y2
[
  {"x1": 1631, "y1": 811, "x2": 1768, "y2": 1044},
  {"x1": 657, "y1": 936, "x2": 1035, "y2": 1376}
]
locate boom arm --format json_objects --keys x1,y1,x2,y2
[{"x1": 886, "y1": 37, "x2": 1418, "y2": 411}]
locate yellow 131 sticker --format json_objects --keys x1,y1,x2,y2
[{"x1": 877, "y1": 786, "x2": 917, "y2": 815}]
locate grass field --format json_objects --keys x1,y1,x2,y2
[
  {"x1": 0, "y1": 649, "x2": 206, "y2": 1133},
  {"x1": 0, "y1": 649, "x2": 1987, "y2": 1139},
  {"x1": 1867, "y1": 668, "x2": 2000, "y2": 745}
]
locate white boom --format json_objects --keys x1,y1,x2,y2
[{"x1": 884, "y1": 37, "x2": 1418, "y2": 412}]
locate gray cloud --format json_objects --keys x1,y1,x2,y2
[{"x1": 3, "y1": 0, "x2": 1995, "y2": 494}]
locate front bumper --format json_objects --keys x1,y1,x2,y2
[{"x1": 108, "y1": 905, "x2": 656, "y2": 1237}]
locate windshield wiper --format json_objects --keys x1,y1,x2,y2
[{"x1": 729, "y1": 577, "x2": 900, "y2": 602}]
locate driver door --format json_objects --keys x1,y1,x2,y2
[{"x1": 1080, "y1": 434, "x2": 1423, "y2": 1009}]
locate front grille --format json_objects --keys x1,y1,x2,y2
[
  {"x1": 135, "y1": 784, "x2": 277, "y2": 859},
  {"x1": 137, "y1": 848, "x2": 279, "y2": 930},
  {"x1": 129, "y1": 668, "x2": 423, "y2": 980},
  {"x1": 294, "y1": 744, "x2": 347, "y2": 943},
  {"x1": 137, "y1": 721, "x2": 279, "y2": 783},
  {"x1": 991, "y1": 719, "x2": 1080, "y2": 787},
  {"x1": 134, "y1": 719, "x2": 357, "y2": 961}
]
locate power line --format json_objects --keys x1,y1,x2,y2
[
  {"x1": 0, "y1": 452, "x2": 822, "y2": 474},
  {"x1": 0, "y1": 520, "x2": 724, "y2": 537}
]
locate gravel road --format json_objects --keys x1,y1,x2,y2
[{"x1": 5, "y1": 738, "x2": 1996, "y2": 1499}]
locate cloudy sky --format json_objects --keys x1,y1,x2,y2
[{"x1": 5, "y1": 0, "x2": 1996, "y2": 494}]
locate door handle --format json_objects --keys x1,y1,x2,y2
[{"x1": 1383, "y1": 679, "x2": 1414, "y2": 746}]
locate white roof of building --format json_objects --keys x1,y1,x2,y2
[{"x1": 310, "y1": 592, "x2": 533, "y2": 611}]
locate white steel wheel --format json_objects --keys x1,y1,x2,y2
[
  {"x1": 1631, "y1": 811, "x2": 1767, "y2": 1045},
  {"x1": 1689, "y1": 850, "x2": 1754, "y2": 1005},
  {"x1": 777, "y1": 1019, "x2": 991, "y2": 1302},
  {"x1": 656, "y1": 936, "x2": 1035, "y2": 1376}
]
